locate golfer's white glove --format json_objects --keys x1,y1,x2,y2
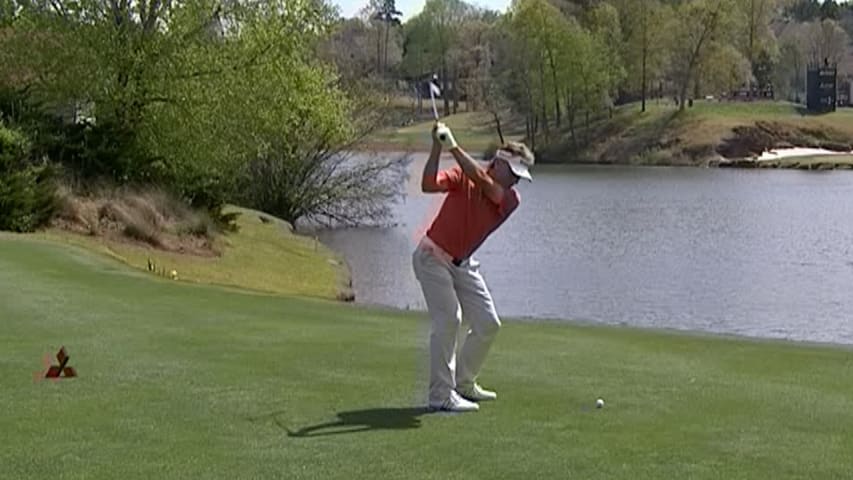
[{"x1": 435, "y1": 123, "x2": 458, "y2": 150}]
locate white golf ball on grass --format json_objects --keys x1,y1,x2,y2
[{"x1": 596, "y1": 398, "x2": 605, "y2": 409}]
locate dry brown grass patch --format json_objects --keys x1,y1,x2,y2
[{"x1": 51, "y1": 184, "x2": 220, "y2": 256}]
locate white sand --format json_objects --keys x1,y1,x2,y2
[{"x1": 756, "y1": 147, "x2": 853, "y2": 161}]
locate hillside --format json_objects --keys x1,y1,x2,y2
[
  {"x1": 374, "y1": 101, "x2": 853, "y2": 168},
  {"x1": 540, "y1": 101, "x2": 853, "y2": 167},
  {"x1": 12, "y1": 205, "x2": 353, "y2": 301}
]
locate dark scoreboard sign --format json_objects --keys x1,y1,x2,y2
[{"x1": 807, "y1": 63, "x2": 837, "y2": 113}]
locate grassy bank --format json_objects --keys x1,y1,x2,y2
[
  {"x1": 368, "y1": 110, "x2": 526, "y2": 154},
  {"x1": 24, "y1": 205, "x2": 350, "y2": 301},
  {"x1": 2, "y1": 236, "x2": 853, "y2": 479},
  {"x1": 722, "y1": 154, "x2": 853, "y2": 170},
  {"x1": 543, "y1": 101, "x2": 853, "y2": 166},
  {"x1": 374, "y1": 101, "x2": 853, "y2": 166}
]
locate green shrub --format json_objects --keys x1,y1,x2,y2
[
  {"x1": 0, "y1": 123, "x2": 58, "y2": 232},
  {"x1": 0, "y1": 87, "x2": 157, "y2": 184}
]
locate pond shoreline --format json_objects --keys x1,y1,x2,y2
[{"x1": 355, "y1": 144, "x2": 853, "y2": 171}]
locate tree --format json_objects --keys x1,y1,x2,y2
[
  {"x1": 572, "y1": 27, "x2": 611, "y2": 134},
  {"x1": 507, "y1": 0, "x2": 569, "y2": 138},
  {"x1": 374, "y1": 0, "x2": 403, "y2": 74},
  {"x1": 452, "y1": 16, "x2": 493, "y2": 111},
  {"x1": 503, "y1": 0, "x2": 611, "y2": 145},
  {"x1": 736, "y1": 0, "x2": 781, "y2": 90},
  {"x1": 318, "y1": 18, "x2": 377, "y2": 84},
  {"x1": 146, "y1": 2, "x2": 406, "y2": 226},
  {"x1": 785, "y1": 0, "x2": 822, "y2": 21},
  {"x1": 615, "y1": 0, "x2": 672, "y2": 112},
  {"x1": 697, "y1": 42, "x2": 753, "y2": 96},
  {"x1": 819, "y1": 0, "x2": 842, "y2": 20},
  {"x1": 497, "y1": 8, "x2": 538, "y2": 145},
  {"x1": 805, "y1": 18, "x2": 850, "y2": 66},
  {"x1": 584, "y1": 1, "x2": 625, "y2": 116},
  {"x1": 752, "y1": 48, "x2": 777, "y2": 89},
  {"x1": 667, "y1": 0, "x2": 738, "y2": 110},
  {"x1": 1, "y1": 0, "x2": 258, "y2": 185},
  {"x1": 0, "y1": 121, "x2": 57, "y2": 233},
  {"x1": 399, "y1": 15, "x2": 435, "y2": 113},
  {"x1": 776, "y1": 40, "x2": 806, "y2": 101},
  {"x1": 414, "y1": 0, "x2": 473, "y2": 116},
  {"x1": 785, "y1": 0, "x2": 842, "y2": 21},
  {"x1": 1, "y1": 0, "x2": 405, "y2": 227},
  {"x1": 359, "y1": 0, "x2": 385, "y2": 75},
  {"x1": 775, "y1": 19, "x2": 810, "y2": 101}
]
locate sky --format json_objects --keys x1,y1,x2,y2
[{"x1": 332, "y1": 0, "x2": 512, "y2": 20}]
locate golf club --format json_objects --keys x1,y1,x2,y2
[
  {"x1": 429, "y1": 73, "x2": 440, "y2": 121},
  {"x1": 428, "y1": 74, "x2": 449, "y2": 143}
]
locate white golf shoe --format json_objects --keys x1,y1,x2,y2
[
  {"x1": 456, "y1": 383, "x2": 497, "y2": 402},
  {"x1": 429, "y1": 391, "x2": 480, "y2": 412}
]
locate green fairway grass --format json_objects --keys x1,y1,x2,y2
[{"x1": 2, "y1": 236, "x2": 853, "y2": 479}]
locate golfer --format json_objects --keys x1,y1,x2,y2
[{"x1": 413, "y1": 121, "x2": 534, "y2": 412}]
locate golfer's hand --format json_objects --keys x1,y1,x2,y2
[
  {"x1": 431, "y1": 122, "x2": 442, "y2": 148},
  {"x1": 435, "y1": 122, "x2": 458, "y2": 150}
]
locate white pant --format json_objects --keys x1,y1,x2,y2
[{"x1": 412, "y1": 239, "x2": 502, "y2": 404}]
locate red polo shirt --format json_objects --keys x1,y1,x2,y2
[{"x1": 426, "y1": 166, "x2": 520, "y2": 261}]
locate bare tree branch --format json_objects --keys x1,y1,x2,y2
[{"x1": 237, "y1": 117, "x2": 408, "y2": 228}]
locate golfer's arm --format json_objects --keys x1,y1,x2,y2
[
  {"x1": 421, "y1": 141, "x2": 443, "y2": 193},
  {"x1": 448, "y1": 147, "x2": 504, "y2": 203}
]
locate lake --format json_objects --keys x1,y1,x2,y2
[{"x1": 315, "y1": 154, "x2": 853, "y2": 345}]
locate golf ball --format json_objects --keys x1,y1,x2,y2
[{"x1": 596, "y1": 398, "x2": 604, "y2": 408}]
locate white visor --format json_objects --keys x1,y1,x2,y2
[{"x1": 494, "y1": 149, "x2": 533, "y2": 181}]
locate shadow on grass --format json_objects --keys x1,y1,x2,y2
[{"x1": 260, "y1": 407, "x2": 433, "y2": 438}]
